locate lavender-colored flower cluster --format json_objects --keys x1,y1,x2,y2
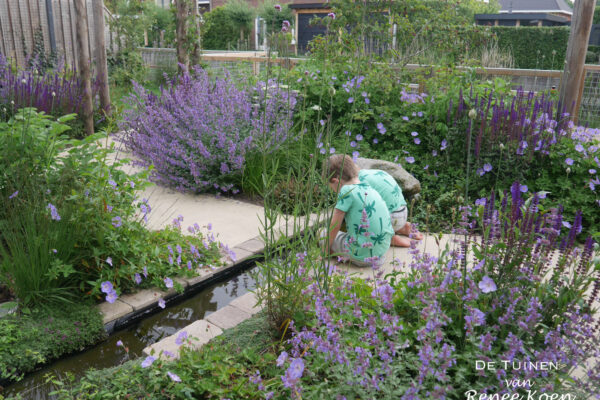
[
  {"x1": 255, "y1": 181, "x2": 599, "y2": 398},
  {"x1": 0, "y1": 54, "x2": 100, "y2": 121},
  {"x1": 120, "y1": 67, "x2": 296, "y2": 194}
]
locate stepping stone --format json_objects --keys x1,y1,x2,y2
[
  {"x1": 98, "y1": 300, "x2": 133, "y2": 324},
  {"x1": 206, "y1": 304, "x2": 252, "y2": 330},
  {"x1": 229, "y1": 292, "x2": 262, "y2": 315},
  {"x1": 142, "y1": 319, "x2": 223, "y2": 360}
]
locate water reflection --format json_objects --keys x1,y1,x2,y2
[{"x1": 3, "y1": 270, "x2": 256, "y2": 399}]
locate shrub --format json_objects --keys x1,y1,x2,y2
[
  {"x1": 120, "y1": 67, "x2": 296, "y2": 194},
  {"x1": 0, "y1": 55, "x2": 101, "y2": 137},
  {"x1": 49, "y1": 185, "x2": 600, "y2": 399},
  {"x1": 201, "y1": 6, "x2": 242, "y2": 50}
]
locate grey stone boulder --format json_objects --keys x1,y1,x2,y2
[{"x1": 355, "y1": 157, "x2": 421, "y2": 199}]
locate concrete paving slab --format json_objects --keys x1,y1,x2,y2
[
  {"x1": 206, "y1": 304, "x2": 252, "y2": 330},
  {"x1": 236, "y1": 237, "x2": 265, "y2": 254},
  {"x1": 230, "y1": 246, "x2": 256, "y2": 263},
  {"x1": 334, "y1": 233, "x2": 458, "y2": 279},
  {"x1": 119, "y1": 289, "x2": 169, "y2": 311},
  {"x1": 143, "y1": 319, "x2": 223, "y2": 360},
  {"x1": 184, "y1": 267, "x2": 215, "y2": 287},
  {"x1": 229, "y1": 292, "x2": 261, "y2": 315},
  {"x1": 97, "y1": 300, "x2": 133, "y2": 324}
]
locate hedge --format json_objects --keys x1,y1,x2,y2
[{"x1": 490, "y1": 26, "x2": 569, "y2": 70}]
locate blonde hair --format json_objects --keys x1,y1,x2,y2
[{"x1": 323, "y1": 154, "x2": 359, "y2": 182}]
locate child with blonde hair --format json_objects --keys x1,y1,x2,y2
[{"x1": 323, "y1": 154, "x2": 394, "y2": 267}]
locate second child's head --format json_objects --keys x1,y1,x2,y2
[{"x1": 323, "y1": 154, "x2": 359, "y2": 193}]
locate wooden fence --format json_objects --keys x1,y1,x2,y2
[{"x1": 0, "y1": 0, "x2": 111, "y2": 70}]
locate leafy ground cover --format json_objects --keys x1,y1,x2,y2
[{"x1": 0, "y1": 303, "x2": 105, "y2": 383}]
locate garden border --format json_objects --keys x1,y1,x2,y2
[{"x1": 99, "y1": 236, "x2": 266, "y2": 335}]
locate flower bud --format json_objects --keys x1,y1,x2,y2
[
  {"x1": 21, "y1": 79, "x2": 26, "y2": 84},
  {"x1": 499, "y1": 143, "x2": 505, "y2": 150},
  {"x1": 566, "y1": 167, "x2": 571, "y2": 174},
  {"x1": 328, "y1": 87, "x2": 336, "y2": 97},
  {"x1": 468, "y1": 109, "x2": 477, "y2": 120},
  {"x1": 52, "y1": 91, "x2": 56, "y2": 97}
]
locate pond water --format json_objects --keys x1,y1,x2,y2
[{"x1": 3, "y1": 269, "x2": 256, "y2": 399}]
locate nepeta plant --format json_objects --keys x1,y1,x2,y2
[
  {"x1": 120, "y1": 67, "x2": 296, "y2": 194},
  {"x1": 254, "y1": 182, "x2": 599, "y2": 399}
]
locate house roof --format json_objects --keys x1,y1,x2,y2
[{"x1": 498, "y1": 0, "x2": 573, "y2": 15}]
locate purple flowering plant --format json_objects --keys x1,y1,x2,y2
[
  {"x1": 0, "y1": 54, "x2": 101, "y2": 137},
  {"x1": 249, "y1": 184, "x2": 599, "y2": 399},
  {"x1": 120, "y1": 67, "x2": 295, "y2": 194}
]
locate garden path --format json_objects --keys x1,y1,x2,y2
[{"x1": 104, "y1": 135, "x2": 265, "y2": 249}]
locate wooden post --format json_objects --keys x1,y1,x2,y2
[
  {"x1": 93, "y1": 0, "x2": 111, "y2": 117},
  {"x1": 74, "y1": 0, "x2": 94, "y2": 135},
  {"x1": 175, "y1": 0, "x2": 189, "y2": 73},
  {"x1": 559, "y1": 0, "x2": 597, "y2": 121}
]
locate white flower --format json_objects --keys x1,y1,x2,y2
[
  {"x1": 21, "y1": 79, "x2": 26, "y2": 84},
  {"x1": 311, "y1": 105, "x2": 322, "y2": 111},
  {"x1": 52, "y1": 91, "x2": 56, "y2": 97},
  {"x1": 468, "y1": 109, "x2": 477, "y2": 119}
]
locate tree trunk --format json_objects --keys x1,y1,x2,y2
[
  {"x1": 175, "y1": 0, "x2": 189, "y2": 73},
  {"x1": 559, "y1": 0, "x2": 597, "y2": 122},
  {"x1": 74, "y1": 0, "x2": 94, "y2": 136},
  {"x1": 190, "y1": 0, "x2": 202, "y2": 66},
  {"x1": 93, "y1": 0, "x2": 111, "y2": 117}
]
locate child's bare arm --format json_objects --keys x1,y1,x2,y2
[{"x1": 324, "y1": 208, "x2": 346, "y2": 255}]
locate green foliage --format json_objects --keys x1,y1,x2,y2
[
  {"x1": 146, "y1": 2, "x2": 176, "y2": 47},
  {"x1": 0, "y1": 303, "x2": 105, "y2": 382},
  {"x1": 49, "y1": 313, "x2": 280, "y2": 399},
  {"x1": 594, "y1": 6, "x2": 600, "y2": 25},
  {"x1": 491, "y1": 26, "x2": 569, "y2": 70},
  {"x1": 258, "y1": 0, "x2": 294, "y2": 34},
  {"x1": 107, "y1": 48, "x2": 147, "y2": 87},
  {"x1": 587, "y1": 45, "x2": 600, "y2": 64},
  {"x1": 106, "y1": 0, "x2": 153, "y2": 86},
  {"x1": 0, "y1": 109, "x2": 224, "y2": 308},
  {"x1": 308, "y1": 0, "x2": 493, "y2": 66},
  {"x1": 224, "y1": 0, "x2": 255, "y2": 32},
  {"x1": 201, "y1": 6, "x2": 240, "y2": 50}
]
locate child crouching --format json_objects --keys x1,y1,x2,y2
[{"x1": 322, "y1": 154, "x2": 394, "y2": 267}]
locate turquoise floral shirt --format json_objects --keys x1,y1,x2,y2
[
  {"x1": 358, "y1": 169, "x2": 407, "y2": 212},
  {"x1": 334, "y1": 182, "x2": 393, "y2": 261}
]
